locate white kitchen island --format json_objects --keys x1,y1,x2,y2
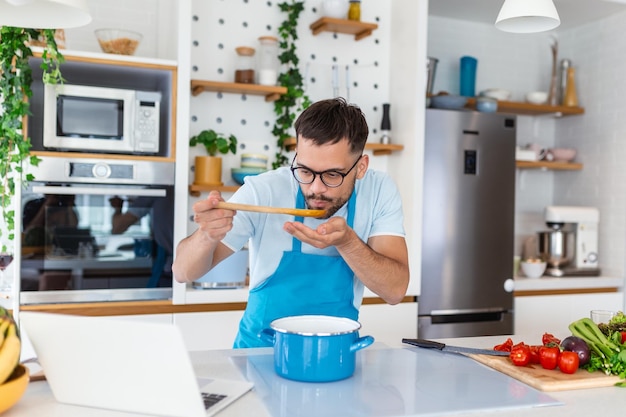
[{"x1": 6, "y1": 335, "x2": 625, "y2": 417}]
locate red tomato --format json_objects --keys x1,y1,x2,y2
[
  {"x1": 494, "y1": 337, "x2": 514, "y2": 352},
  {"x1": 529, "y1": 345, "x2": 542, "y2": 364},
  {"x1": 510, "y1": 343, "x2": 531, "y2": 366},
  {"x1": 558, "y1": 351, "x2": 580, "y2": 374},
  {"x1": 621, "y1": 331, "x2": 626, "y2": 344},
  {"x1": 539, "y1": 346, "x2": 560, "y2": 370},
  {"x1": 542, "y1": 333, "x2": 561, "y2": 347}
]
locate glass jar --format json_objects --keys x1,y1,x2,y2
[
  {"x1": 348, "y1": 0, "x2": 361, "y2": 21},
  {"x1": 234, "y1": 46, "x2": 255, "y2": 84},
  {"x1": 257, "y1": 36, "x2": 279, "y2": 86}
]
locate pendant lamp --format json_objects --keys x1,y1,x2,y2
[
  {"x1": 0, "y1": 0, "x2": 92, "y2": 29},
  {"x1": 495, "y1": 0, "x2": 560, "y2": 33}
]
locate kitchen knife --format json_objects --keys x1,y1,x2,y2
[{"x1": 402, "y1": 338, "x2": 510, "y2": 356}]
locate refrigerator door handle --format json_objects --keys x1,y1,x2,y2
[{"x1": 425, "y1": 308, "x2": 508, "y2": 325}]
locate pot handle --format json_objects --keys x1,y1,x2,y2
[
  {"x1": 258, "y1": 328, "x2": 276, "y2": 345},
  {"x1": 350, "y1": 335, "x2": 375, "y2": 353}
]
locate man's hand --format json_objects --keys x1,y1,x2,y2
[
  {"x1": 283, "y1": 217, "x2": 353, "y2": 249},
  {"x1": 192, "y1": 191, "x2": 236, "y2": 243}
]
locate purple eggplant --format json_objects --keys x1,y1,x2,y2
[{"x1": 561, "y1": 335, "x2": 591, "y2": 366}]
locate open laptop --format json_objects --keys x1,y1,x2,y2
[{"x1": 19, "y1": 311, "x2": 254, "y2": 417}]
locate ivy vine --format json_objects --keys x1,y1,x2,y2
[
  {"x1": 272, "y1": 0, "x2": 311, "y2": 169},
  {"x1": 0, "y1": 27, "x2": 63, "y2": 250}
]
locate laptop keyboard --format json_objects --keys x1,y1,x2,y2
[{"x1": 201, "y1": 392, "x2": 227, "y2": 410}]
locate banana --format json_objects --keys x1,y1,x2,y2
[
  {"x1": 0, "y1": 320, "x2": 21, "y2": 385},
  {"x1": 0, "y1": 317, "x2": 10, "y2": 348}
]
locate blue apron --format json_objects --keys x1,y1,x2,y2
[{"x1": 233, "y1": 189, "x2": 359, "y2": 348}]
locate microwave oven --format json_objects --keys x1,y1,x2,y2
[{"x1": 43, "y1": 84, "x2": 161, "y2": 154}]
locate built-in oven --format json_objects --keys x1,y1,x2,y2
[{"x1": 19, "y1": 156, "x2": 175, "y2": 304}]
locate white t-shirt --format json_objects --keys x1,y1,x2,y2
[{"x1": 221, "y1": 167, "x2": 405, "y2": 307}]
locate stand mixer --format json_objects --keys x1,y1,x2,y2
[{"x1": 537, "y1": 206, "x2": 600, "y2": 277}]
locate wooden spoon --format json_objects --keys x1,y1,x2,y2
[{"x1": 215, "y1": 202, "x2": 326, "y2": 217}]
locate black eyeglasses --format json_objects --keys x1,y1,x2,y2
[{"x1": 290, "y1": 153, "x2": 362, "y2": 188}]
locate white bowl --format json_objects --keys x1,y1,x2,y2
[
  {"x1": 480, "y1": 89, "x2": 512, "y2": 101},
  {"x1": 520, "y1": 260, "x2": 547, "y2": 279},
  {"x1": 321, "y1": 0, "x2": 350, "y2": 19},
  {"x1": 526, "y1": 91, "x2": 548, "y2": 105},
  {"x1": 547, "y1": 147, "x2": 577, "y2": 162}
]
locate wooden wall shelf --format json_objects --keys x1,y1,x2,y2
[
  {"x1": 516, "y1": 160, "x2": 583, "y2": 170},
  {"x1": 310, "y1": 17, "x2": 378, "y2": 41},
  {"x1": 465, "y1": 98, "x2": 585, "y2": 117},
  {"x1": 283, "y1": 137, "x2": 403, "y2": 155},
  {"x1": 190, "y1": 80, "x2": 287, "y2": 102}
]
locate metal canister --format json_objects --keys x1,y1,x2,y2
[
  {"x1": 558, "y1": 59, "x2": 571, "y2": 105},
  {"x1": 426, "y1": 57, "x2": 438, "y2": 96}
]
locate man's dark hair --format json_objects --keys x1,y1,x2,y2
[{"x1": 294, "y1": 98, "x2": 369, "y2": 154}]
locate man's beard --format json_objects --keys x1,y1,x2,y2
[{"x1": 305, "y1": 177, "x2": 356, "y2": 219}]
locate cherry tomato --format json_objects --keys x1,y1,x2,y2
[
  {"x1": 528, "y1": 345, "x2": 542, "y2": 364},
  {"x1": 510, "y1": 343, "x2": 531, "y2": 366},
  {"x1": 558, "y1": 351, "x2": 580, "y2": 374},
  {"x1": 621, "y1": 331, "x2": 626, "y2": 344},
  {"x1": 542, "y1": 333, "x2": 561, "y2": 347},
  {"x1": 494, "y1": 337, "x2": 514, "y2": 352},
  {"x1": 539, "y1": 346, "x2": 560, "y2": 370}
]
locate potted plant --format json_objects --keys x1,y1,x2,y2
[
  {"x1": 272, "y1": 0, "x2": 311, "y2": 169},
  {"x1": 189, "y1": 129, "x2": 238, "y2": 186},
  {"x1": 0, "y1": 27, "x2": 63, "y2": 253}
]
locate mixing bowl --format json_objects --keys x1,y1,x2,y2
[
  {"x1": 95, "y1": 29, "x2": 142, "y2": 55},
  {"x1": 520, "y1": 259, "x2": 547, "y2": 278},
  {"x1": 0, "y1": 365, "x2": 29, "y2": 414}
]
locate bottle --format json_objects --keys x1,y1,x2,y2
[
  {"x1": 348, "y1": 0, "x2": 361, "y2": 21},
  {"x1": 558, "y1": 59, "x2": 571, "y2": 105},
  {"x1": 380, "y1": 103, "x2": 391, "y2": 144},
  {"x1": 459, "y1": 56, "x2": 477, "y2": 97},
  {"x1": 257, "y1": 36, "x2": 279, "y2": 86},
  {"x1": 234, "y1": 46, "x2": 255, "y2": 84},
  {"x1": 563, "y1": 67, "x2": 578, "y2": 107}
]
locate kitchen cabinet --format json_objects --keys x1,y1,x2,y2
[
  {"x1": 172, "y1": 301, "x2": 417, "y2": 351},
  {"x1": 309, "y1": 17, "x2": 378, "y2": 41},
  {"x1": 514, "y1": 291, "x2": 623, "y2": 339},
  {"x1": 174, "y1": 311, "x2": 244, "y2": 350},
  {"x1": 29, "y1": 48, "x2": 178, "y2": 161}
]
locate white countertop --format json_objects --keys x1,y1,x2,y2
[
  {"x1": 514, "y1": 275, "x2": 623, "y2": 292},
  {"x1": 7, "y1": 335, "x2": 626, "y2": 417}
]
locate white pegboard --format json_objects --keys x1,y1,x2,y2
[{"x1": 189, "y1": 0, "x2": 392, "y2": 187}]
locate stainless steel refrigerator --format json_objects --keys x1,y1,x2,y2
[{"x1": 418, "y1": 108, "x2": 516, "y2": 339}]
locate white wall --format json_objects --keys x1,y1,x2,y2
[
  {"x1": 554, "y1": 13, "x2": 626, "y2": 281},
  {"x1": 428, "y1": 12, "x2": 626, "y2": 295}
]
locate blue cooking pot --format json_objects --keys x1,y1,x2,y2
[{"x1": 259, "y1": 315, "x2": 374, "y2": 382}]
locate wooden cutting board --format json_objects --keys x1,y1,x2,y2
[{"x1": 468, "y1": 354, "x2": 622, "y2": 391}]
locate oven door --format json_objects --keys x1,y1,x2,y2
[{"x1": 20, "y1": 183, "x2": 173, "y2": 304}]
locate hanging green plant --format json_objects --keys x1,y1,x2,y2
[
  {"x1": 0, "y1": 27, "x2": 64, "y2": 250},
  {"x1": 272, "y1": 0, "x2": 311, "y2": 169}
]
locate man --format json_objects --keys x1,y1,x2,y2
[{"x1": 173, "y1": 98, "x2": 409, "y2": 348}]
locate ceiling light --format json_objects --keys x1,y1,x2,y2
[
  {"x1": 0, "y1": 0, "x2": 92, "y2": 29},
  {"x1": 495, "y1": 0, "x2": 560, "y2": 33}
]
